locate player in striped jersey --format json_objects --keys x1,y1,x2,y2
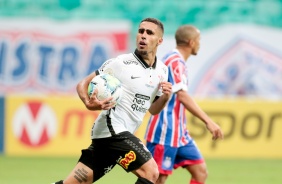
[{"x1": 145, "y1": 25, "x2": 224, "y2": 184}]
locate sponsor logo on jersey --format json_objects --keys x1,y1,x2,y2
[
  {"x1": 123, "y1": 60, "x2": 139, "y2": 65},
  {"x1": 131, "y1": 94, "x2": 150, "y2": 113},
  {"x1": 131, "y1": 75, "x2": 141, "y2": 79},
  {"x1": 135, "y1": 94, "x2": 150, "y2": 100},
  {"x1": 12, "y1": 101, "x2": 57, "y2": 147},
  {"x1": 118, "y1": 150, "x2": 136, "y2": 169},
  {"x1": 145, "y1": 83, "x2": 154, "y2": 88}
]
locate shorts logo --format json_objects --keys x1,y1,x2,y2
[
  {"x1": 119, "y1": 150, "x2": 136, "y2": 169},
  {"x1": 163, "y1": 156, "x2": 172, "y2": 169},
  {"x1": 104, "y1": 165, "x2": 114, "y2": 174}
]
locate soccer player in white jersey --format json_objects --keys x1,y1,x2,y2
[
  {"x1": 145, "y1": 25, "x2": 224, "y2": 184},
  {"x1": 52, "y1": 18, "x2": 172, "y2": 184}
]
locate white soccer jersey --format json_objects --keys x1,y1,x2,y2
[{"x1": 91, "y1": 50, "x2": 168, "y2": 139}]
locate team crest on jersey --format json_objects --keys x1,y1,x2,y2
[{"x1": 118, "y1": 150, "x2": 136, "y2": 169}]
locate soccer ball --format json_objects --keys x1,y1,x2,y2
[{"x1": 88, "y1": 73, "x2": 123, "y2": 105}]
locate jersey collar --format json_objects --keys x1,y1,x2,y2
[
  {"x1": 173, "y1": 48, "x2": 185, "y2": 61},
  {"x1": 133, "y1": 49, "x2": 157, "y2": 69}
]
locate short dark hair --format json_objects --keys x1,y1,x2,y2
[
  {"x1": 140, "y1": 17, "x2": 164, "y2": 34},
  {"x1": 175, "y1": 25, "x2": 198, "y2": 45}
]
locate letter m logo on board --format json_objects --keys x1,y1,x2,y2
[{"x1": 12, "y1": 101, "x2": 57, "y2": 147}]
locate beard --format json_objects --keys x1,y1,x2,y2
[{"x1": 137, "y1": 49, "x2": 148, "y2": 56}]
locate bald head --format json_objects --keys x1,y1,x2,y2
[{"x1": 175, "y1": 25, "x2": 200, "y2": 46}]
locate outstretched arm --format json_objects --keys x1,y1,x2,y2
[
  {"x1": 76, "y1": 71, "x2": 114, "y2": 111},
  {"x1": 177, "y1": 90, "x2": 224, "y2": 140}
]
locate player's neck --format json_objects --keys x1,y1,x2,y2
[
  {"x1": 176, "y1": 46, "x2": 191, "y2": 61},
  {"x1": 142, "y1": 52, "x2": 156, "y2": 67}
]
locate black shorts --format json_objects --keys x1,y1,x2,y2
[{"x1": 78, "y1": 131, "x2": 152, "y2": 182}]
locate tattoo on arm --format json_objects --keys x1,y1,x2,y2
[{"x1": 73, "y1": 168, "x2": 89, "y2": 183}]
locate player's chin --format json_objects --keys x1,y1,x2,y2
[{"x1": 137, "y1": 49, "x2": 148, "y2": 55}]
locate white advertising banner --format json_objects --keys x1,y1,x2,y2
[
  {"x1": 0, "y1": 19, "x2": 131, "y2": 95},
  {"x1": 157, "y1": 24, "x2": 282, "y2": 99}
]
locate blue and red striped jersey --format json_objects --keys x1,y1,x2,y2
[{"x1": 145, "y1": 49, "x2": 191, "y2": 147}]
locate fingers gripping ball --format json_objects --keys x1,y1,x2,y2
[{"x1": 88, "y1": 73, "x2": 123, "y2": 105}]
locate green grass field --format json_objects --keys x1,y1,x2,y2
[{"x1": 0, "y1": 155, "x2": 281, "y2": 184}]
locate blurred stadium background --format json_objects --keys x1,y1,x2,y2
[{"x1": 0, "y1": 0, "x2": 282, "y2": 183}]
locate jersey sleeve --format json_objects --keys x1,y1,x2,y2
[
  {"x1": 169, "y1": 60, "x2": 188, "y2": 93},
  {"x1": 97, "y1": 57, "x2": 123, "y2": 78},
  {"x1": 155, "y1": 64, "x2": 169, "y2": 97}
]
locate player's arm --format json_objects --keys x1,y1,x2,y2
[
  {"x1": 177, "y1": 90, "x2": 224, "y2": 140},
  {"x1": 149, "y1": 81, "x2": 172, "y2": 115},
  {"x1": 76, "y1": 71, "x2": 114, "y2": 111}
]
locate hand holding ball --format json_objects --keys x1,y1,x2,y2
[{"x1": 88, "y1": 73, "x2": 123, "y2": 106}]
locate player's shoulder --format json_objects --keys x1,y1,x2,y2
[
  {"x1": 156, "y1": 59, "x2": 168, "y2": 74},
  {"x1": 157, "y1": 58, "x2": 168, "y2": 68},
  {"x1": 114, "y1": 52, "x2": 138, "y2": 65},
  {"x1": 163, "y1": 53, "x2": 185, "y2": 69},
  {"x1": 99, "y1": 53, "x2": 133, "y2": 71},
  {"x1": 116, "y1": 52, "x2": 135, "y2": 60},
  {"x1": 165, "y1": 52, "x2": 182, "y2": 62}
]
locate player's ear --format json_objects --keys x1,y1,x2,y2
[
  {"x1": 157, "y1": 37, "x2": 163, "y2": 46},
  {"x1": 189, "y1": 39, "x2": 194, "y2": 47}
]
